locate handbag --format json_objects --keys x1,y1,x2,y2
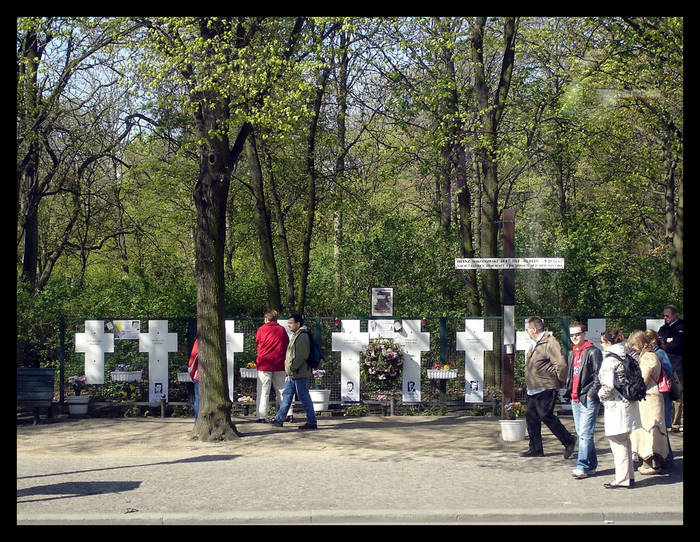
[{"x1": 657, "y1": 368, "x2": 672, "y2": 393}]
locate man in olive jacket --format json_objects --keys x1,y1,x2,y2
[
  {"x1": 522, "y1": 316, "x2": 576, "y2": 458},
  {"x1": 269, "y1": 314, "x2": 318, "y2": 430}
]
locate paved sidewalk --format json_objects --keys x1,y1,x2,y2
[{"x1": 17, "y1": 414, "x2": 683, "y2": 525}]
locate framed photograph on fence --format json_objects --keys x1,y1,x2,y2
[{"x1": 371, "y1": 288, "x2": 393, "y2": 317}]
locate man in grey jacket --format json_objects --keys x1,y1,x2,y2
[
  {"x1": 521, "y1": 316, "x2": 576, "y2": 458},
  {"x1": 269, "y1": 314, "x2": 318, "y2": 430}
]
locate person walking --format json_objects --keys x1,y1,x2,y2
[
  {"x1": 564, "y1": 321, "x2": 602, "y2": 478},
  {"x1": 254, "y1": 309, "x2": 290, "y2": 422},
  {"x1": 269, "y1": 314, "x2": 318, "y2": 430},
  {"x1": 658, "y1": 305, "x2": 683, "y2": 432},
  {"x1": 521, "y1": 316, "x2": 576, "y2": 458},
  {"x1": 188, "y1": 338, "x2": 200, "y2": 422},
  {"x1": 598, "y1": 328, "x2": 641, "y2": 489},
  {"x1": 628, "y1": 330, "x2": 669, "y2": 474},
  {"x1": 646, "y1": 329, "x2": 674, "y2": 464}
]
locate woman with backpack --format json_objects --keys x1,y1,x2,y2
[
  {"x1": 627, "y1": 330, "x2": 669, "y2": 474},
  {"x1": 598, "y1": 329, "x2": 641, "y2": 489}
]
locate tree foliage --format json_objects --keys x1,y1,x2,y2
[{"x1": 18, "y1": 17, "x2": 683, "y2": 376}]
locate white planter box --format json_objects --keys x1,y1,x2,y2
[
  {"x1": 427, "y1": 369, "x2": 458, "y2": 379},
  {"x1": 309, "y1": 389, "x2": 331, "y2": 412},
  {"x1": 240, "y1": 368, "x2": 258, "y2": 379},
  {"x1": 66, "y1": 394, "x2": 90, "y2": 416},
  {"x1": 177, "y1": 372, "x2": 192, "y2": 383},
  {"x1": 110, "y1": 371, "x2": 142, "y2": 382},
  {"x1": 499, "y1": 419, "x2": 527, "y2": 441}
]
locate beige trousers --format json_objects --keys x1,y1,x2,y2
[
  {"x1": 607, "y1": 433, "x2": 635, "y2": 486},
  {"x1": 256, "y1": 370, "x2": 289, "y2": 419}
]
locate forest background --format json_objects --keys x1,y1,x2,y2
[{"x1": 18, "y1": 17, "x2": 683, "y2": 370}]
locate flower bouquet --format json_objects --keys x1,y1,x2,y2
[
  {"x1": 504, "y1": 401, "x2": 526, "y2": 420},
  {"x1": 360, "y1": 338, "x2": 404, "y2": 390},
  {"x1": 237, "y1": 395, "x2": 254, "y2": 415},
  {"x1": 312, "y1": 369, "x2": 326, "y2": 389},
  {"x1": 67, "y1": 375, "x2": 87, "y2": 396}
]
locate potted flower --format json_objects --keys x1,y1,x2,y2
[
  {"x1": 237, "y1": 395, "x2": 254, "y2": 416},
  {"x1": 427, "y1": 362, "x2": 458, "y2": 379},
  {"x1": 240, "y1": 362, "x2": 258, "y2": 379},
  {"x1": 66, "y1": 375, "x2": 90, "y2": 416},
  {"x1": 500, "y1": 401, "x2": 527, "y2": 441},
  {"x1": 177, "y1": 364, "x2": 192, "y2": 382},
  {"x1": 111, "y1": 363, "x2": 142, "y2": 382},
  {"x1": 308, "y1": 369, "x2": 330, "y2": 412}
]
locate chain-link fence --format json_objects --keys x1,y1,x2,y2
[{"x1": 54, "y1": 315, "x2": 664, "y2": 413}]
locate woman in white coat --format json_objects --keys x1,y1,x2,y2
[{"x1": 598, "y1": 329, "x2": 642, "y2": 489}]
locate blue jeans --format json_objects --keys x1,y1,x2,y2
[
  {"x1": 193, "y1": 380, "x2": 199, "y2": 421},
  {"x1": 571, "y1": 399, "x2": 600, "y2": 472},
  {"x1": 275, "y1": 377, "x2": 317, "y2": 425}
]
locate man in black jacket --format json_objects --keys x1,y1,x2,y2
[
  {"x1": 564, "y1": 321, "x2": 603, "y2": 478},
  {"x1": 659, "y1": 305, "x2": 683, "y2": 431}
]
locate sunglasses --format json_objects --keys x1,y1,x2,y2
[{"x1": 570, "y1": 332, "x2": 584, "y2": 338}]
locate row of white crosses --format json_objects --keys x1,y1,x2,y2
[
  {"x1": 75, "y1": 320, "x2": 244, "y2": 404},
  {"x1": 75, "y1": 317, "x2": 664, "y2": 405}
]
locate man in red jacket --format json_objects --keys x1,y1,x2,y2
[
  {"x1": 255, "y1": 310, "x2": 290, "y2": 422},
  {"x1": 187, "y1": 338, "x2": 199, "y2": 421}
]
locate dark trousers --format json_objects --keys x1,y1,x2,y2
[{"x1": 526, "y1": 389, "x2": 573, "y2": 453}]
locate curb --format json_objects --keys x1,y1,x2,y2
[{"x1": 18, "y1": 508, "x2": 683, "y2": 525}]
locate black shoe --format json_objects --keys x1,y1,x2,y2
[
  {"x1": 520, "y1": 450, "x2": 544, "y2": 457},
  {"x1": 298, "y1": 423, "x2": 317, "y2": 430},
  {"x1": 603, "y1": 482, "x2": 632, "y2": 489},
  {"x1": 257, "y1": 418, "x2": 267, "y2": 423},
  {"x1": 564, "y1": 437, "x2": 576, "y2": 459},
  {"x1": 269, "y1": 418, "x2": 284, "y2": 427}
]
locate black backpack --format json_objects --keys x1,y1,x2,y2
[
  {"x1": 304, "y1": 329, "x2": 322, "y2": 370},
  {"x1": 609, "y1": 352, "x2": 646, "y2": 402}
]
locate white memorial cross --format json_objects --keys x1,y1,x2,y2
[
  {"x1": 75, "y1": 320, "x2": 114, "y2": 385},
  {"x1": 456, "y1": 320, "x2": 493, "y2": 403},
  {"x1": 395, "y1": 320, "x2": 430, "y2": 403},
  {"x1": 331, "y1": 320, "x2": 369, "y2": 403},
  {"x1": 225, "y1": 320, "x2": 245, "y2": 403},
  {"x1": 139, "y1": 320, "x2": 178, "y2": 403}
]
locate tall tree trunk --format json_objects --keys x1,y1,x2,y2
[
  {"x1": 246, "y1": 130, "x2": 282, "y2": 311},
  {"x1": 262, "y1": 144, "x2": 296, "y2": 309},
  {"x1": 296, "y1": 65, "x2": 331, "y2": 314},
  {"x1": 456, "y1": 146, "x2": 481, "y2": 316},
  {"x1": 470, "y1": 16, "x2": 518, "y2": 316},
  {"x1": 191, "y1": 91, "x2": 251, "y2": 441}
]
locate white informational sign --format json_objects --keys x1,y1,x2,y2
[
  {"x1": 646, "y1": 319, "x2": 664, "y2": 333},
  {"x1": 331, "y1": 320, "x2": 369, "y2": 403},
  {"x1": 225, "y1": 320, "x2": 245, "y2": 403},
  {"x1": 75, "y1": 320, "x2": 114, "y2": 385},
  {"x1": 139, "y1": 320, "x2": 178, "y2": 403},
  {"x1": 456, "y1": 320, "x2": 493, "y2": 403},
  {"x1": 368, "y1": 318, "x2": 395, "y2": 338},
  {"x1": 396, "y1": 320, "x2": 430, "y2": 403},
  {"x1": 455, "y1": 258, "x2": 564, "y2": 270},
  {"x1": 110, "y1": 320, "x2": 141, "y2": 340},
  {"x1": 585, "y1": 318, "x2": 606, "y2": 351},
  {"x1": 371, "y1": 288, "x2": 393, "y2": 316}
]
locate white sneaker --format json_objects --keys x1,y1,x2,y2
[{"x1": 572, "y1": 469, "x2": 595, "y2": 479}]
